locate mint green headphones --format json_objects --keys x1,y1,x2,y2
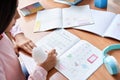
[{"x1": 103, "y1": 44, "x2": 120, "y2": 75}]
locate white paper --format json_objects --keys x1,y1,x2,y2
[
  {"x1": 34, "y1": 8, "x2": 62, "y2": 32},
  {"x1": 74, "y1": 9, "x2": 116, "y2": 36},
  {"x1": 62, "y1": 5, "x2": 94, "y2": 28},
  {"x1": 35, "y1": 29, "x2": 80, "y2": 57},
  {"x1": 74, "y1": 9, "x2": 120, "y2": 41},
  {"x1": 33, "y1": 29, "x2": 103, "y2": 80},
  {"x1": 55, "y1": 40, "x2": 103, "y2": 80},
  {"x1": 104, "y1": 14, "x2": 120, "y2": 40},
  {"x1": 34, "y1": 5, "x2": 94, "y2": 32}
]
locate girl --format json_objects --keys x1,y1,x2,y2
[{"x1": 0, "y1": 0, "x2": 57, "y2": 80}]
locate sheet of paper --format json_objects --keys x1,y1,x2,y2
[
  {"x1": 34, "y1": 8, "x2": 62, "y2": 32},
  {"x1": 74, "y1": 9, "x2": 116, "y2": 36},
  {"x1": 104, "y1": 14, "x2": 120, "y2": 40},
  {"x1": 55, "y1": 40, "x2": 103, "y2": 80},
  {"x1": 34, "y1": 5, "x2": 94, "y2": 32},
  {"x1": 35, "y1": 29, "x2": 80, "y2": 57},
  {"x1": 20, "y1": 29, "x2": 103, "y2": 80},
  {"x1": 62, "y1": 5, "x2": 94, "y2": 28}
]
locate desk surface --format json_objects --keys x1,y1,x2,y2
[{"x1": 18, "y1": 0, "x2": 120, "y2": 80}]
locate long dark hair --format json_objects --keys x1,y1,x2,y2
[{"x1": 0, "y1": 0, "x2": 18, "y2": 34}]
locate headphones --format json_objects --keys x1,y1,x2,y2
[{"x1": 103, "y1": 44, "x2": 120, "y2": 75}]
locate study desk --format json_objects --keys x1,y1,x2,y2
[{"x1": 18, "y1": 0, "x2": 120, "y2": 80}]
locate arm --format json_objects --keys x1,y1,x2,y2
[
  {"x1": 28, "y1": 49, "x2": 57, "y2": 80},
  {"x1": 13, "y1": 32, "x2": 35, "y2": 54},
  {"x1": 10, "y1": 22, "x2": 36, "y2": 55}
]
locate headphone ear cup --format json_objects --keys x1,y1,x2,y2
[{"x1": 103, "y1": 56, "x2": 119, "y2": 75}]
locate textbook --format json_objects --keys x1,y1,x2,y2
[
  {"x1": 33, "y1": 5, "x2": 94, "y2": 32},
  {"x1": 20, "y1": 2, "x2": 44, "y2": 16},
  {"x1": 54, "y1": 0, "x2": 83, "y2": 5},
  {"x1": 29, "y1": 29, "x2": 103, "y2": 80},
  {"x1": 74, "y1": 9, "x2": 120, "y2": 41}
]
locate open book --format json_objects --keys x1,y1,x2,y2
[
  {"x1": 74, "y1": 9, "x2": 120, "y2": 41},
  {"x1": 33, "y1": 5, "x2": 94, "y2": 32},
  {"x1": 21, "y1": 29, "x2": 103, "y2": 80}
]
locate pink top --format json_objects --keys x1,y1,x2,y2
[{"x1": 0, "y1": 24, "x2": 47, "y2": 80}]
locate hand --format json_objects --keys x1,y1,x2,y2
[
  {"x1": 14, "y1": 33, "x2": 36, "y2": 54},
  {"x1": 40, "y1": 49, "x2": 57, "y2": 72}
]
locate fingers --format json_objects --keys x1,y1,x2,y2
[
  {"x1": 40, "y1": 49, "x2": 57, "y2": 71},
  {"x1": 22, "y1": 45, "x2": 32, "y2": 54},
  {"x1": 24, "y1": 40, "x2": 36, "y2": 49},
  {"x1": 28, "y1": 40, "x2": 36, "y2": 49},
  {"x1": 18, "y1": 40, "x2": 36, "y2": 54},
  {"x1": 48, "y1": 49, "x2": 57, "y2": 56}
]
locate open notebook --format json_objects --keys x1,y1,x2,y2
[
  {"x1": 74, "y1": 9, "x2": 120, "y2": 41},
  {"x1": 33, "y1": 5, "x2": 94, "y2": 32},
  {"x1": 20, "y1": 29, "x2": 103, "y2": 80}
]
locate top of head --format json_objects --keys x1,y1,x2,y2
[{"x1": 103, "y1": 44, "x2": 120, "y2": 57}]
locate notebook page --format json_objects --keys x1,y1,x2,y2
[
  {"x1": 35, "y1": 29, "x2": 80, "y2": 57},
  {"x1": 55, "y1": 40, "x2": 103, "y2": 80},
  {"x1": 62, "y1": 5, "x2": 94, "y2": 28},
  {"x1": 74, "y1": 9, "x2": 116, "y2": 36},
  {"x1": 34, "y1": 8, "x2": 62, "y2": 32},
  {"x1": 104, "y1": 14, "x2": 120, "y2": 40}
]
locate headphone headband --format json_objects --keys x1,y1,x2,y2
[{"x1": 103, "y1": 44, "x2": 120, "y2": 56}]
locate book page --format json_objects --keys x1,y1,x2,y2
[
  {"x1": 55, "y1": 40, "x2": 103, "y2": 80},
  {"x1": 74, "y1": 9, "x2": 116, "y2": 36},
  {"x1": 104, "y1": 14, "x2": 120, "y2": 40},
  {"x1": 34, "y1": 8, "x2": 62, "y2": 32},
  {"x1": 62, "y1": 5, "x2": 94, "y2": 28},
  {"x1": 35, "y1": 29, "x2": 80, "y2": 57}
]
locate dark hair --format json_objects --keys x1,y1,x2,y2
[{"x1": 0, "y1": 0, "x2": 18, "y2": 34}]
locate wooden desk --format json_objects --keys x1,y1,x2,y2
[{"x1": 18, "y1": 0, "x2": 120, "y2": 80}]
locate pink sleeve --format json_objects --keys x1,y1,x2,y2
[
  {"x1": 10, "y1": 22, "x2": 23, "y2": 37},
  {"x1": 0, "y1": 61, "x2": 6, "y2": 80},
  {"x1": 28, "y1": 66, "x2": 48, "y2": 80}
]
